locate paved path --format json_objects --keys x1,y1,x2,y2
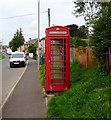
[{"x1": 2, "y1": 59, "x2": 46, "y2": 118}]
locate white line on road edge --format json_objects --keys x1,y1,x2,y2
[{"x1": 0, "y1": 60, "x2": 29, "y2": 111}]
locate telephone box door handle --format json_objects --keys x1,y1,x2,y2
[{"x1": 48, "y1": 59, "x2": 51, "y2": 63}]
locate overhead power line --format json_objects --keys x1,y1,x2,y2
[{"x1": 0, "y1": 13, "x2": 37, "y2": 20}]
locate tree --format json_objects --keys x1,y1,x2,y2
[
  {"x1": 66, "y1": 24, "x2": 78, "y2": 37},
  {"x1": 91, "y1": 2, "x2": 111, "y2": 64},
  {"x1": 9, "y1": 28, "x2": 25, "y2": 51},
  {"x1": 73, "y1": 1, "x2": 111, "y2": 65},
  {"x1": 28, "y1": 44, "x2": 36, "y2": 56},
  {"x1": 72, "y1": 1, "x2": 105, "y2": 26},
  {"x1": 76, "y1": 25, "x2": 88, "y2": 39}
]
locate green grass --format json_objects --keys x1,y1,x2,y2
[
  {"x1": 40, "y1": 64, "x2": 45, "y2": 86},
  {"x1": 0, "y1": 55, "x2": 5, "y2": 60},
  {"x1": 47, "y1": 61, "x2": 111, "y2": 118}
]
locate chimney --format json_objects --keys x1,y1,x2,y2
[{"x1": 29, "y1": 38, "x2": 31, "y2": 41}]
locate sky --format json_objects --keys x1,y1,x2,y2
[{"x1": 0, "y1": 0, "x2": 85, "y2": 45}]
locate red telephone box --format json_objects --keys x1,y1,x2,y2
[{"x1": 45, "y1": 26, "x2": 70, "y2": 92}]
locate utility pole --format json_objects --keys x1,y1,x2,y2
[
  {"x1": 48, "y1": 8, "x2": 50, "y2": 27},
  {"x1": 38, "y1": 0, "x2": 40, "y2": 70}
]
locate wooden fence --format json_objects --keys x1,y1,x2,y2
[
  {"x1": 70, "y1": 47, "x2": 111, "y2": 76},
  {"x1": 73, "y1": 47, "x2": 98, "y2": 68},
  {"x1": 106, "y1": 47, "x2": 111, "y2": 76}
]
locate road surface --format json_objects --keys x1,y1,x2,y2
[
  {"x1": 3, "y1": 59, "x2": 46, "y2": 118},
  {"x1": 2, "y1": 54, "x2": 26, "y2": 105}
]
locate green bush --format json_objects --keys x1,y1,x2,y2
[
  {"x1": 70, "y1": 37, "x2": 88, "y2": 48},
  {"x1": 48, "y1": 61, "x2": 110, "y2": 118},
  {"x1": 39, "y1": 64, "x2": 45, "y2": 86}
]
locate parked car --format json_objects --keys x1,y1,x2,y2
[{"x1": 9, "y1": 51, "x2": 26, "y2": 68}]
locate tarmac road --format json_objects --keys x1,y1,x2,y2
[
  {"x1": 2, "y1": 59, "x2": 46, "y2": 118},
  {"x1": 2, "y1": 54, "x2": 26, "y2": 106}
]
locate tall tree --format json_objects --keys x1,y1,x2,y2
[
  {"x1": 66, "y1": 24, "x2": 78, "y2": 37},
  {"x1": 91, "y1": 2, "x2": 111, "y2": 64},
  {"x1": 73, "y1": 1, "x2": 111, "y2": 65},
  {"x1": 72, "y1": 1, "x2": 105, "y2": 26},
  {"x1": 9, "y1": 28, "x2": 25, "y2": 51},
  {"x1": 76, "y1": 25, "x2": 88, "y2": 39}
]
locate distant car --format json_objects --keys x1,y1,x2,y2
[
  {"x1": 6, "y1": 48, "x2": 12, "y2": 55},
  {"x1": 9, "y1": 52, "x2": 26, "y2": 68}
]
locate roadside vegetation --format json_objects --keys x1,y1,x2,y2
[
  {"x1": 40, "y1": 64, "x2": 45, "y2": 86},
  {"x1": 0, "y1": 55, "x2": 5, "y2": 60},
  {"x1": 39, "y1": 2, "x2": 111, "y2": 118},
  {"x1": 73, "y1": 2, "x2": 111, "y2": 66},
  {"x1": 47, "y1": 61, "x2": 110, "y2": 118},
  {"x1": 70, "y1": 37, "x2": 88, "y2": 48}
]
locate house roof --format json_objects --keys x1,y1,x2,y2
[{"x1": 26, "y1": 38, "x2": 38, "y2": 45}]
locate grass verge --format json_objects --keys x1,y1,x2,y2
[
  {"x1": 47, "y1": 61, "x2": 111, "y2": 118},
  {"x1": 0, "y1": 55, "x2": 5, "y2": 60},
  {"x1": 40, "y1": 64, "x2": 45, "y2": 87}
]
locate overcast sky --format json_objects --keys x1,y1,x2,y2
[{"x1": 0, "y1": 0, "x2": 85, "y2": 45}]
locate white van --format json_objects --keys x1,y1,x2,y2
[{"x1": 9, "y1": 51, "x2": 26, "y2": 68}]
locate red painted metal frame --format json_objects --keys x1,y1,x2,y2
[{"x1": 45, "y1": 26, "x2": 70, "y2": 92}]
